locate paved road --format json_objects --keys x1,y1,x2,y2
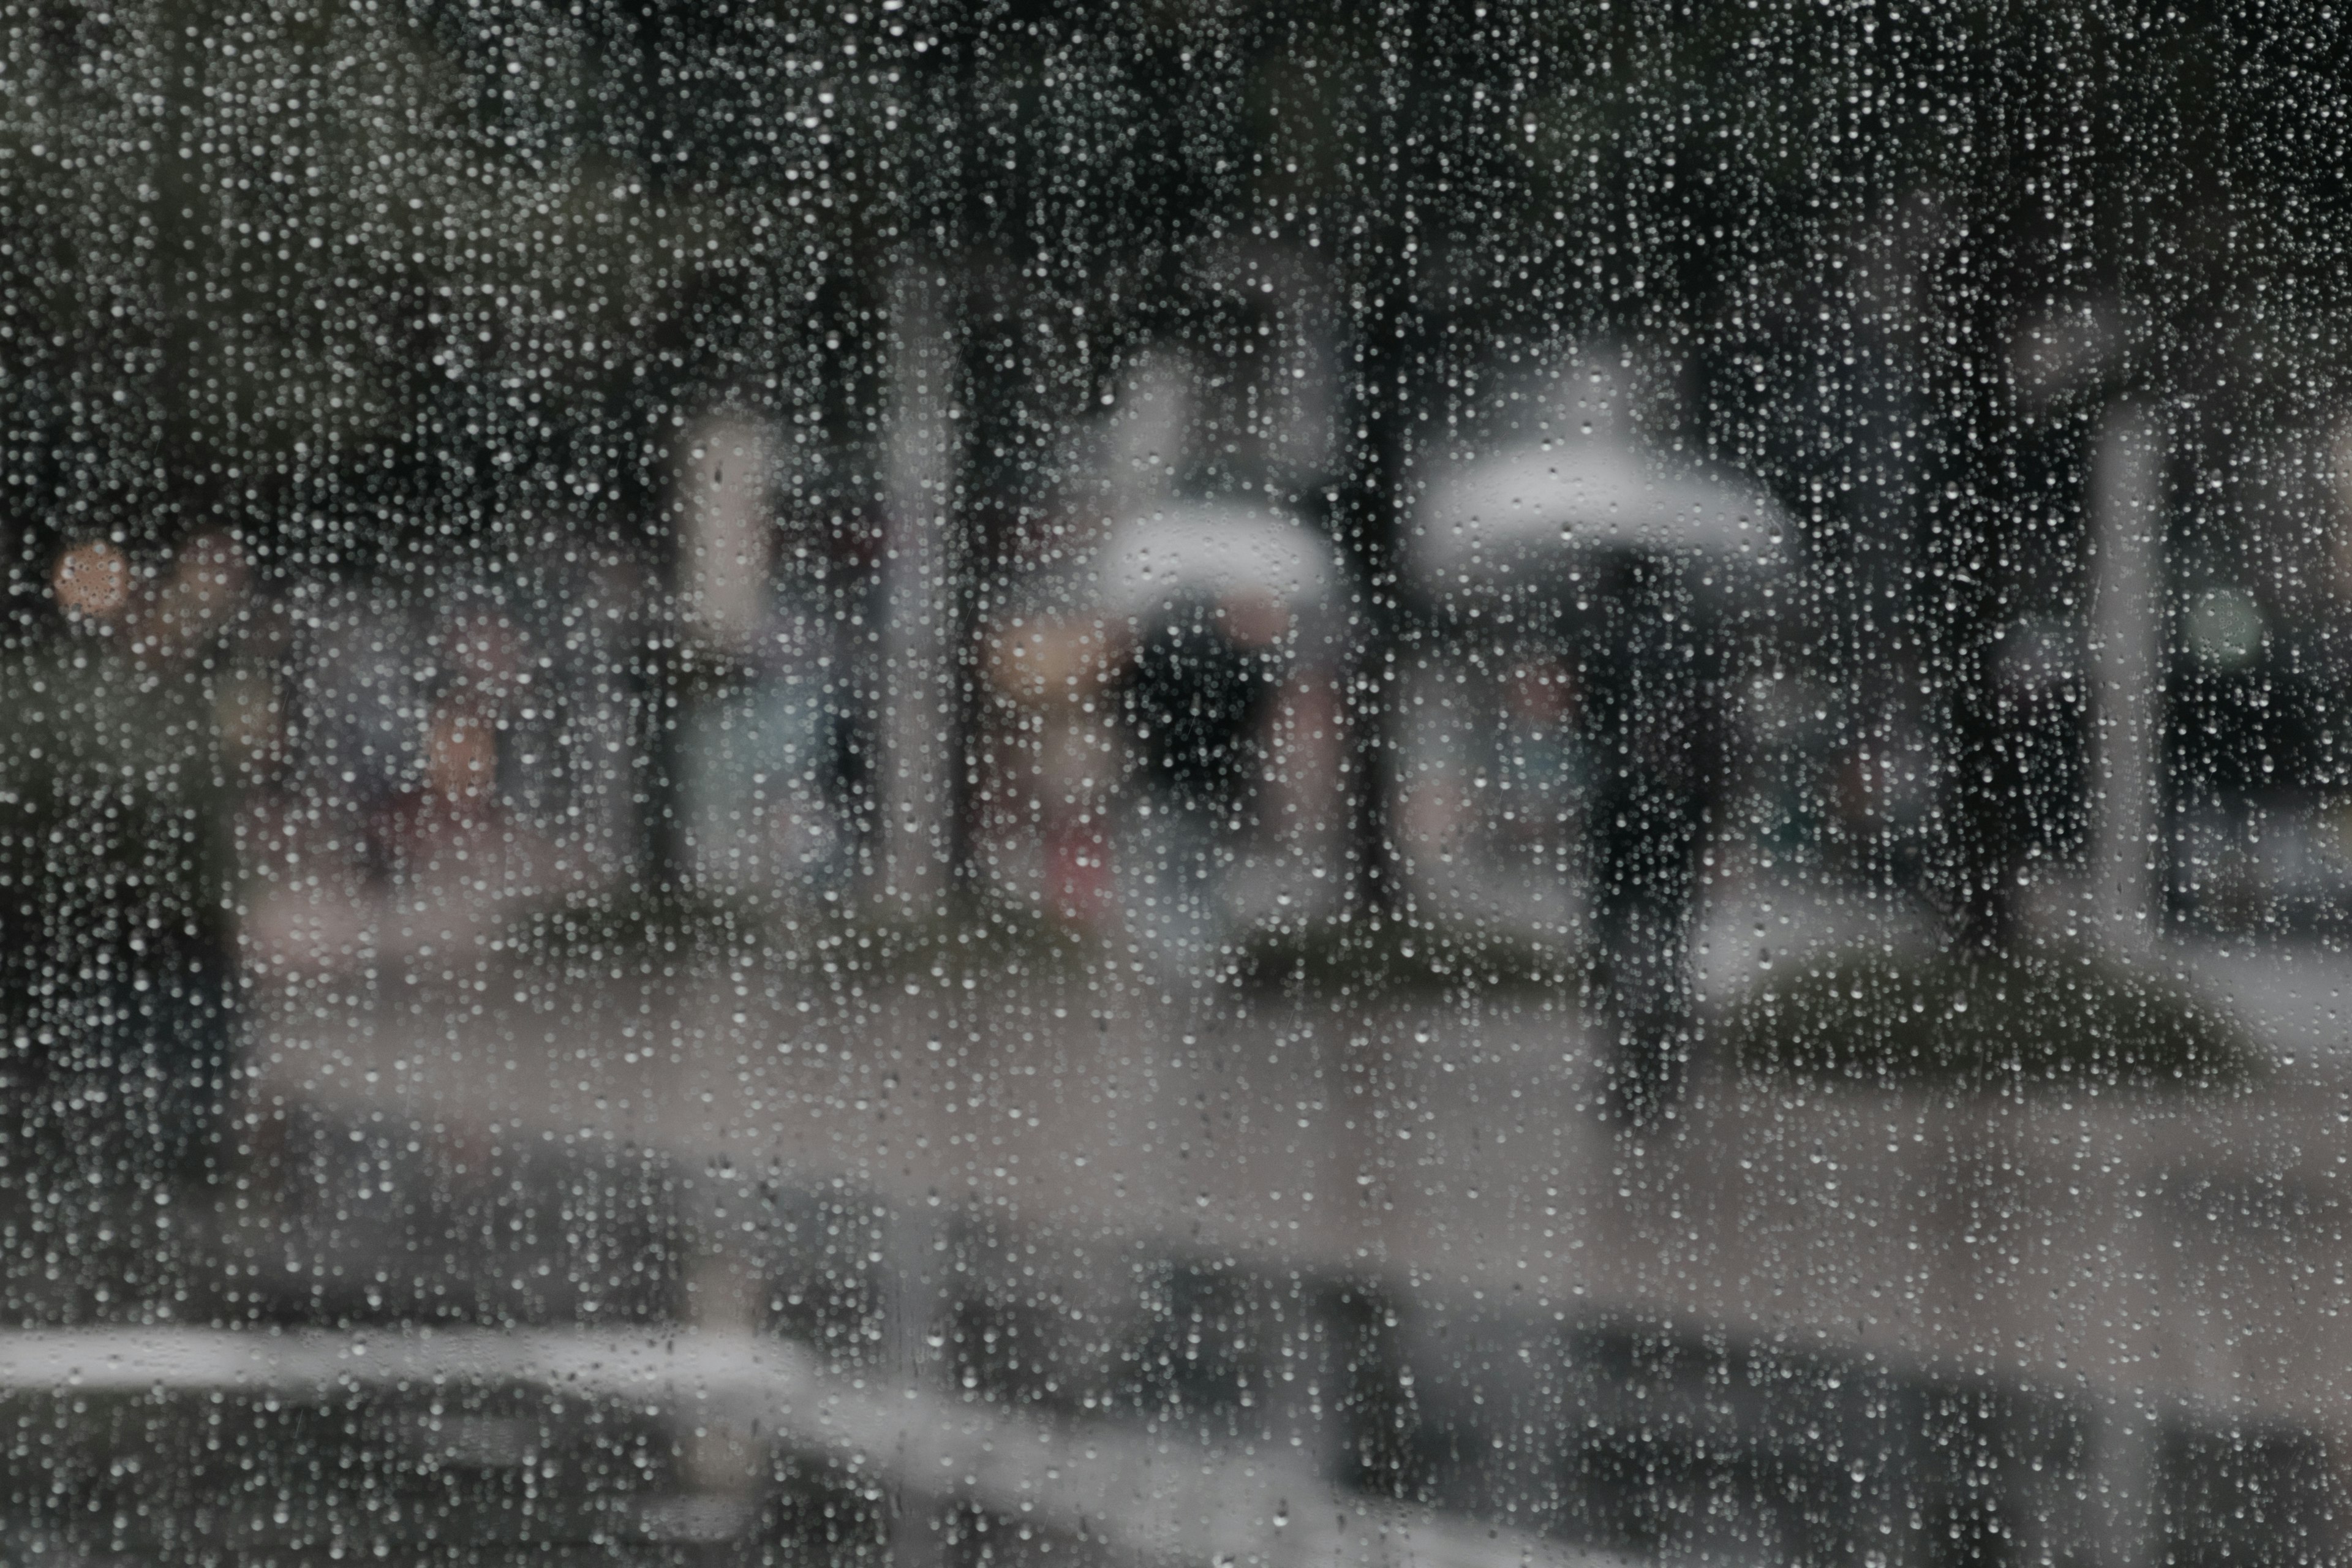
[{"x1": 241, "y1": 874, "x2": 2352, "y2": 1431}]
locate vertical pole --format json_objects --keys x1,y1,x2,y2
[
  {"x1": 2086, "y1": 405, "x2": 2163, "y2": 951},
  {"x1": 878, "y1": 268, "x2": 957, "y2": 919},
  {"x1": 879, "y1": 1194, "x2": 952, "y2": 1568}
]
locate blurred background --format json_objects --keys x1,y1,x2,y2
[{"x1": 7, "y1": 1, "x2": 2352, "y2": 1564}]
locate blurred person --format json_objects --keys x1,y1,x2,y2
[
  {"x1": 981, "y1": 582, "x2": 1328, "y2": 952},
  {"x1": 1496, "y1": 656, "x2": 1587, "y2": 861},
  {"x1": 990, "y1": 347, "x2": 1342, "y2": 957},
  {"x1": 426, "y1": 606, "x2": 522, "y2": 824},
  {"x1": 423, "y1": 698, "x2": 502, "y2": 821},
  {"x1": 674, "y1": 501, "x2": 866, "y2": 901},
  {"x1": 1411, "y1": 349, "x2": 1788, "y2": 1126},
  {"x1": 1116, "y1": 589, "x2": 1295, "y2": 967},
  {"x1": 289, "y1": 589, "x2": 429, "y2": 890},
  {"x1": 679, "y1": 603, "x2": 864, "y2": 899},
  {"x1": 1583, "y1": 551, "x2": 1723, "y2": 1128},
  {"x1": 979, "y1": 611, "x2": 1130, "y2": 926},
  {"x1": 360, "y1": 603, "x2": 521, "y2": 885},
  {"x1": 0, "y1": 535, "x2": 248, "y2": 1190},
  {"x1": 1385, "y1": 649, "x2": 1590, "y2": 943},
  {"x1": 1124, "y1": 591, "x2": 1292, "y2": 816}
]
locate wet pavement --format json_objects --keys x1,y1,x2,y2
[
  {"x1": 4, "y1": 875, "x2": 2349, "y2": 1563},
  {"x1": 239, "y1": 879, "x2": 2352, "y2": 1422}
]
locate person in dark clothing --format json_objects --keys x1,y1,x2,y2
[
  {"x1": 1582, "y1": 550, "x2": 1722, "y2": 1128},
  {"x1": 0, "y1": 536, "x2": 246, "y2": 1189},
  {"x1": 1115, "y1": 589, "x2": 1292, "y2": 969},
  {"x1": 1121, "y1": 592, "x2": 1286, "y2": 823}
]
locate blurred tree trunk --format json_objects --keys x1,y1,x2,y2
[{"x1": 1325, "y1": 2, "x2": 1438, "y2": 925}]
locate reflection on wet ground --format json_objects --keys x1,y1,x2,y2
[{"x1": 3, "y1": 881, "x2": 2348, "y2": 1563}]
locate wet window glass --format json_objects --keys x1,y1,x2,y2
[{"x1": 4, "y1": 4, "x2": 2349, "y2": 1564}]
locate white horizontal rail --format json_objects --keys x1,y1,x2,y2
[{"x1": 0, "y1": 1327, "x2": 1635, "y2": 1568}]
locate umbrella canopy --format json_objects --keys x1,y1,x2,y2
[
  {"x1": 1096, "y1": 500, "x2": 1339, "y2": 619},
  {"x1": 1414, "y1": 434, "x2": 1789, "y2": 590}
]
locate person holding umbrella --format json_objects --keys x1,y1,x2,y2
[{"x1": 1414, "y1": 356, "x2": 1787, "y2": 1125}]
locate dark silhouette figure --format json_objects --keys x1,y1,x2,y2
[
  {"x1": 1583, "y1": 552, "x2": 1722, "y2": 1128},
  {"x1": 1121, "y1": 594, "x2": 1284, "y2": 823}
]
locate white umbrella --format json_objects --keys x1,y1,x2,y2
[
  {"x1": 1414, "y1": 434, "x2": 1789, "y2": 587},
  {"x1": 1096, "y1": 500, "x2": 1338, "y2": 617}
]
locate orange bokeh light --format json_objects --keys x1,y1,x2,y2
[{"x1": 51, "y1": 540, "x2": 129, "y2": 620}]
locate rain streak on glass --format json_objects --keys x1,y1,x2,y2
[{"x1": 3, "y1": 2, "x2": 2350, "y2": 1565}]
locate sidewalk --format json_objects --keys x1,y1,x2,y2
[{"x1": 238, "y1": 873, "x2": 2352, "y2": 1425}]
